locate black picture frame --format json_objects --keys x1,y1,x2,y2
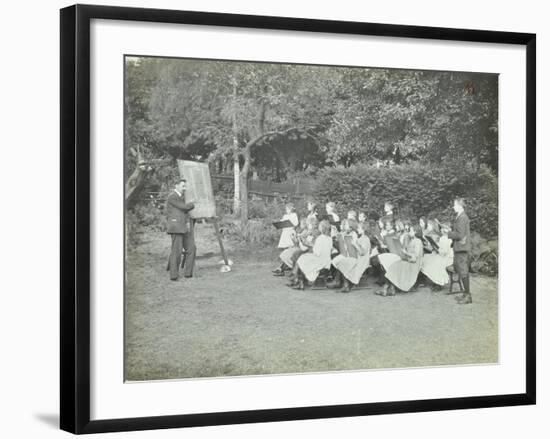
[{"x1": 60, "y1": 4, "x2": 536, "y2": 434}]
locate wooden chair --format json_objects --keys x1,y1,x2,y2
[
  {"x1": 311, "y1": 268, "x2": 332, "y2": 289},
  {"x1": 354, "y1": 268, "x2": 372, "y2": 290},
  {"x1": 446, "y1": 265, "x2": 463, "y2": 294}
]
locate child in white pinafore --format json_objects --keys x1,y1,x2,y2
[
  {"x1": 293, "y1": 220, "x2": 333, "y2": 290},
  {"x1": 272, "y1": 203, "x2": 299, "y2": 275},
  {"x1": 277, "y1": 203, "x2": 299, "y2": 249}
]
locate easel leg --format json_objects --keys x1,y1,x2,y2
[
  {"x1": 213, "y1": 219, "x2": 229, "y2": 265},
  {"x1": 186, "y1": 219, "x2": 197, "y2": 275},
  {"x1": 181, "y1": 219, "x2": 196, "y2": 271}
]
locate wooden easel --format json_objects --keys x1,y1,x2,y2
[
  {"x1": 180, "y1": 216, "x2": 229, "y2": 271},
  {"x1": 173, "y1": 159, "x2": 229, "y2": 273}
]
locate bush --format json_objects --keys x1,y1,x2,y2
[
  {"x1": 214, "y1": 194, "x2": 292, "y2": 220},
  {"x1": 212, "y1": 177, "x2": 234, "y2": 200},
  {"x1": 126, "y1": 201, "x2": 165, "y2": 248},
  {"x1": 247, "y1": 197, "x2": 292, "y2": 220},
  {"x1": 470, "y1": 232, "x2": 498, "y2": 276},
  {"x1": 130, "y1": 202, "x2": 165, "y2": 231},
  {"x1": 215, "y1": 194, "x2": 234, "y2": 217},
  {"x1": 216, "y1": 197, "x2": 291, "y2": 246},
  {"x1": 218, "y1": 216, "x2": 279, "y2": 247},
  {"x1": 315, "y1": 162, "x2": 498, "y2": 238}
]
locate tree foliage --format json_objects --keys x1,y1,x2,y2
[
  {"x1": 315, "y1": 162, "x2": 498, "y2": 238},
  {"x1": 125, "y1": 56, "x2": 498, "y2": 224}
]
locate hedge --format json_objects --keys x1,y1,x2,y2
[{"x1": 314, "y1": 162, "x2": 498, "y2": 238}]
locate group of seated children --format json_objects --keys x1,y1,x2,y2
[{"x1": 272, "y1": 201, "x2": 454, "y2": 295}]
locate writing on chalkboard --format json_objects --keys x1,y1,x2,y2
[{"x1": 177, "y1": 160, "x2": 216, "y2": 219}]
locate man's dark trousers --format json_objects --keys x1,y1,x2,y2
[
  {"x1": 165, "y1": 190, "x2": 195, "y2": 280},
  {"x1": 169, "y1": 232, "x2": 196, "y2": 279}
]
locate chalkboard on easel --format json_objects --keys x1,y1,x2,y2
[{"x1": 177, "y1": 160, "x2": 216, "y2": 219}]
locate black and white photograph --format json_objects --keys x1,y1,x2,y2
[
  {"x1": 2, "y1": 0, "x2": 545, "y2": 436},
  {"x1": 124, "y1": 56, "x2": 499, "y2": 381}
]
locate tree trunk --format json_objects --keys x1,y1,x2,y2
[
  {"x1": 239, "y1": 91, "x2": 267, "y2": 222},
  {"x1": 240, "y1": 173, "x2": 249, "y2": 223},
  {"x1": 233, "y1": 155, "x2": 241, "y2": 215},
  {"x1": 225, "y1": 157, "x2": 232, "y2": 174},
  {"x1": 240, "y1": 147, "x2": 251, "y2": 223},
  {"x1": 125, "y1": 144, "x2": 152, "y2": 209},
  {"x1": 125, "y1": 164, "x2": 150, "y2": 209},
  {"x1": 125, "y1": 156, "x2": 171, "y2": 209},
  {"x1": 231, "y1": 80, "x2": 241, "y2": 216}
]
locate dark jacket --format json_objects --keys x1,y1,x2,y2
[
  {"x1": 448, "y1": 211, "x2": 471, "y2": 253},
  {"x1": 165, "y1": 191, "x2": 195, "y2": 234}
]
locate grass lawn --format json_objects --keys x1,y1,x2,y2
[{"x1": 125, "y1": 226, "x2": 498, "y2": 381}]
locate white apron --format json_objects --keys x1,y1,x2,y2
[{"x1": 277, "y1": 212, "x2": 299, "y2": 249}]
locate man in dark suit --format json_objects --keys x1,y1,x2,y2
[
  {"x1": 448, "y1": 197, "x2": 472, "y2": 304},
  {"x1": 165, "y1": 179, "x2": 195, "y2": 281}
]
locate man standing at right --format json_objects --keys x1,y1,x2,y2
[
  {"x1": 165, "y1": 179, "x2": 196, "y2": 281},
  {"x1": 448, "y1": 197, "x2": 472, "y2": 304}
]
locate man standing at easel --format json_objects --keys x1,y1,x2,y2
[{"x1": 166, "y1": 179, "x2": 196, "y2": 281}]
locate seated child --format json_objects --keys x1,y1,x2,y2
[
  {"x1": 381, "y1": 201, "x2": 395, "y2": 223},
  {"x1": 376, "y1": 225, "x2": 424, "y2": 296},
  {"x1": 274, "y1": 218, "x2": 308, "y2": 276},
  {"x1": 419, "y1": 217, "x2": 435, "y2": 254},
  {"x1": 292, "y1": 220, "x2": 334, "y2": 290},
  {"x1": 332, "y1": 221, "x2": 372, "y2": 293},
  {"x1": 377, "y1": 219, "x2": 401, "y2": 272},
  {"x1": 286, "y1": 217, "x2": 321, "y2": 286},
  {"x1": 277, "y1": 202, "x2": 299, "y2": 249},
  {"x1": 368, "y1": 218, "x2": 387, "y2": 285},
  {"x1": 368, "y1": 219, "x2": 384, "y2": 252},
  {"x1": 347, "y1": 210, "x2": 357, "y2": 221},
  {"x1": 327, "y1": 218, "x2": 358, "y2": 289},
  {"x1": 272, "y1": 202, "x2": 299, "y2": 275},
  {"x1": 279, "y1": 217, "x2": 320, "y2": 280},
  {"x1": 306, "y1": 200, "x2": 319, "y2": 221},
  {"x1": 421, "y1": 221, "x2": 454, "y2": 290},
  {"x1": 325, "y1": 201, "x2": 341, "y2": 236}
]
